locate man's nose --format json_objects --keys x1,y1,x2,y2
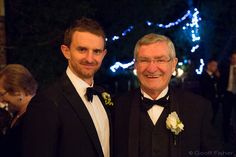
[
  {"x1": 85, "y1": 51, "x2": 94, "y2": 62},
  {"x1": 146, "y1": 61, "x2": 159, "y2": 73}
]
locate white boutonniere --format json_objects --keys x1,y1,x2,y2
[
  {"x1": 102, "y1": 92, "x2": 114, "y2": 106},
  {"x1": 166, "y1": 111, "x2": 184, "y2": 145}
]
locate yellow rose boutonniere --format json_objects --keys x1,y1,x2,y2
[{"x1": 102, "y1": 92, "x2": 114, "y2": 106}]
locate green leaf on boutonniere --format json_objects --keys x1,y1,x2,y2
[{"x1": 102, "y1": 92, "x2": 114, "y2": 106}]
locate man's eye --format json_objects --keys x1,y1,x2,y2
[
  {"x1": 93, "y1": 50, "x2": 102, "y2": 55},
  {"x1": 140, "y1": 59, "x2": 149, "y2": 63},
  {"x1": 78, "y1": 48, "x2": 87, "y2": 52},
  {"x1": 156, "y1": 59, "x2": 165, "y2": 63}
]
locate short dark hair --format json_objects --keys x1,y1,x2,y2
[
  {"x1": 230, "y1": 50, "x2": 236, "y2": 56},
  {"x1": 0, "y1": 64, "x2": 38, "y2": 96},
  {"x1": 207, "y1": 58, "x2": 218, "y2": 64},
  {"x1": 63, "y1": 17, "x2": 106, "y2": 47}
]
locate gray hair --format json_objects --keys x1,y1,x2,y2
[{"x1": 134, "y1": 33, "x2": 176, "y2": 59}]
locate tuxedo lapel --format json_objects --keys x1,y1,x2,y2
[
  {"x1": 169, "y1": 88, "x2": 182, "y2": 157},
  {"x1": 128, "y1": 89, "x2": 141, "y2": 157},
  {"x1": 60, "y1": 74, "x2": 104, "y2": 157}
]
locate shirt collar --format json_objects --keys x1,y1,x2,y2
[
  {"x1": 230, "y1": 64, "x2": 236, "y2": 68},
  {"x1": 66, "y1": 67, "x2": 93, "y2": 96},
  {"x1": 206, "y1": 70, "x2": 213, "y2": 76},
  {"x1": 141, "y1": 86, "x2": 169, "y2": 100}
]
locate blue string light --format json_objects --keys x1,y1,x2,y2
[
  {"x1": 106, "y1": 26, "x2": 134, "y2": 42},
  {"x1": 195, "y1": 58, "x2": 205, "y2": 75},
  {"x1": 191, "y1": 44, "x2": 199, "y2": 52},
  {"x1": 109, "y1": 8, "x2": 202, "y2": 74},
  {"x1": 110, "y1": 59, "x2": 135, "y2": 72},
  {"x1": 146, "y1": 10, "x2": 191, "y2": 29},
  {"x1": 183, "y1": 9, "x2": 201, "y2": 54},
  {"x1": 183, "y1": 59, "x2": 188, "y2": 64}
]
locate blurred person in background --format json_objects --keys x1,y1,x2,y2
[
  {"x1": 219, "y1": 51, "x2": 236, "y2": 144},
  {"x1": 0, "y1": 64, "x2": 38, "y2": 157},
  {"x1": 200, "y1": 58, "x2": 220, "y2": 124}
]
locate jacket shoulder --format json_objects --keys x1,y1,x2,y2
[
  {"x1": 29, "y1": 75, "x2": 69, "y2": 108},
  {"x1": 170, "y1": 87, "x2": 211, "y2": 108}
]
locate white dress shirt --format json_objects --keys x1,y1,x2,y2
[
  {"x1": 206, "y1": 70, "x2": 213, "y2": 77},
  {"x1": 227, "y1": 65, "x2": 236, "y2": 93},
  {"x1": 66, "y1": 67, "x2": 110, "y2": 157},
  {"x1": 141, "y1": 87, "x2": 169, "y2": 125}
]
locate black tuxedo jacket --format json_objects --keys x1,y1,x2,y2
[
  {"x1": 22, "y1": 74, "x2": 112, "y2": 157},
  {"x1": 219, "y1": 64, "x2": 230, "y2": 94},
  {"x1": 1, "y1": 114, "x2": 25, "y2": 157},
  {"x1": 199, "y1": 71, "x2": 219, "y2": 103},
  {"x1": 114, "y1": 87, "x2": 222, "y2": 157}
]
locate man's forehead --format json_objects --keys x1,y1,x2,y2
[
  {"x1": 138, "y1": 43, "x2": 170, "y2": 56},
  {"x1": 138, "y1": 55, "x2": 170, "y2": 58}
]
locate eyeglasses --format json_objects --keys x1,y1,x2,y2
[
  {"x1": 136, "y1": 57, "x2": 172, "y2": 66},
  {"x1": 0, "y1": 91, "x2": 7, "y2": 97}
]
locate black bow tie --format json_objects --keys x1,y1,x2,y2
[
  {"x1": 86, "y1": 87, "x2": 99, "y2": 102},
  {"x1": 141, "y1": 93, "x2": 170, "y2": 111}
]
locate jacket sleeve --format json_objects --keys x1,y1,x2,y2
[
  {"x1": 200, "y1": 100, "x2": 223, "y2": 156},
  {"x1": 21, "y1": 94, "x2": 60, "y2": 157}
]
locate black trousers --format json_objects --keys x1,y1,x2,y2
[{"x1": 222, "y1": 91, "x2": 236, "y2": 142}]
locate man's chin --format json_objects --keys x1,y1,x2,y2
[
  {"x1": 82, "y1": 72, "x2": 95, "y2": 79},
  {"x1": 142, "y1": 83, "x2": 165, "y2": 92}
]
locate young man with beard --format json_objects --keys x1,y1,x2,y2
[{"x1": 22, "y1": 17, "x2": 112, "y2": 157}]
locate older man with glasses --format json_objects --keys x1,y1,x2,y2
[{"x1": 114, "y1": 33, "x2": 222, "y2": 157}]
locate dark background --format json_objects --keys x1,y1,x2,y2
[{"x1": 4, "y1": 0, "x2": 236, "y2": 93}]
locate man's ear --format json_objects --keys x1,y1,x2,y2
[
  {"x1": 61, "y1": 45, "x2": 71, "y2": 59},
  {"x1": 100, "y1": 49, "x2": 107, "y2": 60},
  {"x1": 172, "y1": 58, "x2": 178, "y2": 73},
  {"x1": 103, "y1": 49, "x2": 107, "y2": 57},
  {"x1": 134, "y1": 60, "x2": 137, "y2": 70}
]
